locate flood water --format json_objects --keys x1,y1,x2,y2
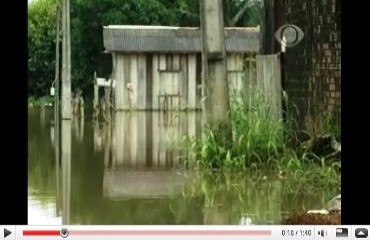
[{"x1": 28, "y1": 107, "x2": 331, "y2": 225}]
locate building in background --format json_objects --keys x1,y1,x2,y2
[{"x1": 103, "y1": 26, "x2": 260, "y2": 111}]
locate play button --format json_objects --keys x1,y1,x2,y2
[{"x1": 4, "y1": 228, "x2": 11, "y2": 238}]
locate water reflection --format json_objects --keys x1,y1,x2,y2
[
  {"x1": 101, "y1": 112, "x2": 200, "y2": 199},
  {"x1": 93, "y1": 121, "x2": 103, "y2": 152},
  {"x1": 50, "y1": 124, "x2": 55, "y2": 147},
  {"x1": 72, "y1": 114, "x2": 84, "y2": 142},
  {"x1": 109, "y1": 112, "x2": 198, "y2": 168},
  {"x1": 189, "y1": 177, "x2": 284, "y2": 225},
  {"x1": 61, "y1": 120, "x2": 72, "y2": 225},
  {"x1": 28, "y1": 108, "x2": 332, "y2": 225}
]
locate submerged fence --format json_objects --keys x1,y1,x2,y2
[
  {"x1": 229, "y1": 53, "x2": 282, "y2": 121},
  {"x1": 255, "y1": 54, "x2": 283, "y2": 121}
]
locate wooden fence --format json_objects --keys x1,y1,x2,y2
[{"x1": 255, "y1": 54, "x2": 282, "y2": 121}]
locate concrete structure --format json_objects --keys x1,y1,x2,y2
[{"x1": 103, "y1": 25, "x2": 260, "y2": 111}]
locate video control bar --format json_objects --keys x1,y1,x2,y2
[{"x1": 1, "y1": 225, "x2": 368, "y2": 240}]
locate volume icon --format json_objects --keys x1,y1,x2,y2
[{"x1": 318, "y1": 229, "x2": 327, "y2": 237}]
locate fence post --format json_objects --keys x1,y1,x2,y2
[
  {"x1": 93, "y1": 71, "x2": 98, "y2": 119},
  {"x1": 256, "y1": 54, "x2": 282, "y2": 121}
]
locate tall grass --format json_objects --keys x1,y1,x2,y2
[
  {"x1": 184, "y1": 87, "x2": 340, "y2": 189},
  {"x1": 186, "y1": 88, "x2": 286, "y2": 170}
]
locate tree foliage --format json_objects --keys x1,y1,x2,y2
[
  {"x1": 28, "y1": 0, "x2": 261, "y2": 100},
  {"x1": 28, "y1": 0, "x2": 58, "y2": 97}
]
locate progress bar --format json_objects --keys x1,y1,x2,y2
[
  {"x1": 23, "y1": 229, "x2": 272, "y2": 236},
  {"x1": 23, "y1": 230, "x2": 60, "y2": 236}
]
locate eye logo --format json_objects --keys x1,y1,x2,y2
[{"x1": 275, "y1": 24, "x2": 304, "y2": 47}]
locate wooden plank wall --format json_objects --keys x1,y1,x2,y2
[
  {"x1": 188, "y1": 54, "x2": 197, "y2": 109},
  {"x1": 114, "y1": 53, "x2": 259, "y2": 111},
  {"x1": 123, "y1": 55, "x2": 131, "y2": 109},
  {"x1": 227, "y1": 53, "x2": 245, "y2": 96},
  {"x1": 137, "y1": 55, "x2": 147, "y2": 110},
  {"x1": 115, "y1": 55, "x2": 125, "y2": 110},
  {"x1": 146, "y1": 55, "x2": 153, "y2": 110},
  {"x1": 244, "y1": 53, "x2": 257, "y2": 88},
  {"x1": 256, "y1": 54, "x2": 282, "y2": 120},
  {"x1": 130, "y1": 55, "x2": 138, "y2": 109},
  {"x1": 151, "y1": 53, "x2": 198, "y2": 110},
  {"x1": 116, "y1": 54, "x2": 148, "y2": 110},
  {"x1": 180, "y1": 55, "x2": 189, "y2": 109},
  {"x1": 152, "y1": 55, "x2": 160, "y2": 109}
]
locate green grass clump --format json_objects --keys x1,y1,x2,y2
[{"x1": 184, "y1": 87, "x2": 340, "y2": 191}]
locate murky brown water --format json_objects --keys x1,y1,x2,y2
[{"x1": 28, "y1": 107, "x2": 331, "y2": 225}]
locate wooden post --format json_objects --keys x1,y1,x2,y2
[
  {"x1": 261, "y1": 0, "x2": 276, "y2": 54},
  {"x1": 104, "y1": 87, "x2": 111, "y2": 122},
  {"x1": 200, "y1": 0, "x2": 231, "y2": 139},
  {"x1": 61, "y1": 0, "x2": 72, "y2": 119},
  {"x1": 275, "y1": 0, "x2": 284, "y2": 49},
  {"x1": 93, "y1": 71, "x2": 98, "y2": 119},
  {"x1": 274, "y1": 0, "x2": 286, "y2": 122}
]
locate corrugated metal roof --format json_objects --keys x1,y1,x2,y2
[{"x1": 103, "y1": 25, "x2": 260, "y2": 53}]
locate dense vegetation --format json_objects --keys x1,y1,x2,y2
[
  {"x1": 185, "y1": 89, "x2": 341, "y2": 192},
  {"x1": 28, "y1": 0, "x2": 261, "y2": 100}
]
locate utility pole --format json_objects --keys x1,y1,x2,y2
[
  {"x1": 55, "y1": 3, "x2": 61, "y2": 150},
  {"x1": 261, "y1": 0, "x2": 275, "y2": 54},
  {"x1": 54, "y1": 3, "x2": 61, "y2": 215},
  {"x1": 61, "y1": 0, "x2": 72, "y2": 225},
  {"x1": 200, "y1": 0, "x2": 231, "y2": 141},
  {"x1": 61, "y1": 0, "x2": 72, "y2": 119}
]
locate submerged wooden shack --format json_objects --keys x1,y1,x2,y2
[{"x1": 103, "y1": 25, "x2": 260, "y2": 110}]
